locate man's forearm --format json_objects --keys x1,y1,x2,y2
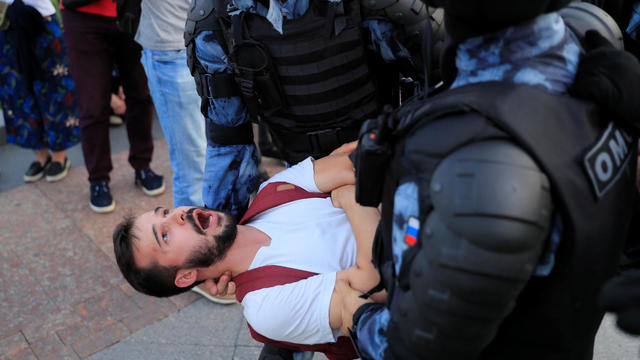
[
  {"x1": 313, "y1": 153, "x2": 355, "y2": 193},
  {"x1": 335, "y1": 189, "x2": 381, "y2": 293}
]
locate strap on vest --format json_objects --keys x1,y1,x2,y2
[
  {"x1": 234, "y1": 265, "x2": 358, "y2": 359},
  {"x1": 239, "y1": 181, "x2": 330, "y2": 224},
  {"x1": 206, "y1": 120, "x2": 254, "y2": 146},
  {"x1": 197, "y1": 72, "x2": 240, "y2": 99},
  {"x1": 235, "y1": 265, "x2": 318, "y2": 302}
]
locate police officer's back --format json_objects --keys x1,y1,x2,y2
[{"x1": 347, "y1": 1, "x2": 639, "y2": 359}]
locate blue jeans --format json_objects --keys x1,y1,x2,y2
[{"x1": 140, "y1": 48, "x2": 206, "y2": 207}]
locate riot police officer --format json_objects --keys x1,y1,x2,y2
[
  {"x1": 183, "y1": 0, "x2": 442, "y2": 218},
  {"x1": 343, "y1": 1, "x2": 640, "y2": 359}
]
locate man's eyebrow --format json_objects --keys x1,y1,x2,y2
[
  {"x1": 152, "y1": 224, "x2": 161, "y2": 248},
  {"x1": 154, "y1": 206, "x2": 163, "y2": 215}
]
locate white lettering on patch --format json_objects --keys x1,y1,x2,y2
[{"x1": 584, "y1": 122, "x2": 635, "y2": 198}]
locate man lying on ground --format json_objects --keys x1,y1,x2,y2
[{"x1": 112, "y1": 144, "x2": 382, "y2": 354}]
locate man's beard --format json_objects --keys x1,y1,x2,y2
[{"x1": 184, "y1": 208, "x2": 238, "y2": 268}]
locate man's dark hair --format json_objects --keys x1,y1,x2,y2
[{"x1": 113, "y1": 215, "x2": 203, "y2": 297}]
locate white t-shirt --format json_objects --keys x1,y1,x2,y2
[
  {"x1": 1, "y1": 0, "x2": 56, "y2": 17},
  {"x1": 242, "y1": 157, "x2": 357, "y2": 345}
]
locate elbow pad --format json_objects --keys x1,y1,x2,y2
[{"x1": 386, "y1": 140, "x2": 554, "y2": 360}]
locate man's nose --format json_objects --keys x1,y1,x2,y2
[{"x1": 170, "y1": 209, "x2": 186, "y2": 225}]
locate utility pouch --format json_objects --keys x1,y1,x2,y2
[{"x1": 230, "y1": 39, "x2": 284, "y2": 118}]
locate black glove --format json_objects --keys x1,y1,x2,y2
[
  {"x1": 599, "y1": 269, "x2": 640, "y2": 335},
  {"x1": 570, "y1": 30, "x2": 640, "y2": 137}
]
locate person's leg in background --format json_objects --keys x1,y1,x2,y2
[
  {"x1": 140, "y1": 48, "x2": 205, "y2": 207},
  {"x1": 0, "y1": 13, "x2": 79, "y2": 183},
  {"x1": 112, "y1": 30, "x2": 164, "y2": 196},
  {"x1": 36, "y1": 16, "x2": 80, "y2": 182},
  {"x1": 0, "y1": 25, "x2": 48, "y2": 181},
  {"x1": 62, "y1": 10, "x2": 116, "y2": 212}
]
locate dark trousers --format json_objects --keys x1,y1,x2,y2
[{"x1": 61, "y1": 9, "x2": 153, "y2": 182}]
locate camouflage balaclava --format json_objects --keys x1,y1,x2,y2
[{"x1": 432, "y1": 0, "x2": 572, "y2": 85}]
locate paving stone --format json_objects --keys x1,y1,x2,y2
[
  {"x1": 0, "y1": 186, "x2": 72, "y2": 252},
  {"x1": 0, "y1": 249, "x2": 59, "y2": 340},
  {"x1": 96, "y1": 287, "x2": 141, "y2": 322},
  {"x1": 75, "y1": 299, "x2": 117, "y2": 333},
  {"x1": 68, "y1": 321, "x2": 130, "y2": 358},
  {"x1": 3, "y1": 347, "x2": 38, "y2": 360},
  {"x1": 120, "y1": 306, "x2": 172, "y2": 334},
  {"x1": 17, "y1": 225, "x2": 121, "y2": 308},
  {"x1": 169, "y1": 290, "x2": 201, "y2": 310},
  {"x1": 125, "y1": 299, "x2": 244, "y2": 347},
  {"x1": 0, "y1": 333, "x2": 28, "y2": 358},
  {"x1": 235, "y1": 321, "x2": 262, "y2": 347},
  {"x1": 125, "y1": 289, "x2": 177, "y2": 318},
  {"x1": 29, "y1": 334, "x2": 79, "y2": 360},
  {"x1": 21, "y1": 308, "x2": 82, "y2": 344},
  {"x1": 55, "y1": 321, "x2": 89, "y2": 347},
  {"x1": 232, "y1": 345, "x2": 262, "y2": 360},
  {"x1": 87, "y1": 343, "x2": 235, "y2": 360},
  {"x1": 594, "y1": 314, "x2": 640, "y2": 360}
]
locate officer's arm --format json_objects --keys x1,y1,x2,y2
[
  {"x1": 383, "y1": 139, "x2": 554, "y2": 359},
  {"x1": 187, "y1": 20, "x2": 259, "y2": 214}
]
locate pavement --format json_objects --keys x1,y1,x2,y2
[{"x1": 0, "y1": 117, "x2": 639, "y2": 359}]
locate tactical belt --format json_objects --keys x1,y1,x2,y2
[{"x1": 276, "y1": 126, "x2": 361, "y2": 157}]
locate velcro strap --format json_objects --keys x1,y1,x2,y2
[
  {"x1": 198, "y1": 72, "x2": 240, "y2": 99},
  {"x1": 206, "y1": 121, "x2": 254, "y2": 146}
]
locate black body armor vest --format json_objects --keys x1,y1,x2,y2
[
  {"x1": 185, "y1": 0, "x2": 383, "y2": 163},
  {"x1": 376, "y1": 82, "x2": 637, "y2": 359}
]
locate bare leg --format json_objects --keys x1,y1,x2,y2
[
  {"x1": 51, "y1": 150, "x2": 67, "y2": 163},
  {"x1": 35, "y1": 148, "x2": 50, "y2": 164}
]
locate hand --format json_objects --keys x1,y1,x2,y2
[
  {"x1": 570, "y1": 30, "x2": 640, "y2": 136},
  {"x1": 331, "y1": 184, "x2": 355, "y2": 210},
  {"x1": 202, "y1": 271, "x2": 236, "y2": 296},
  {"x1": 330, "y1": 141, "x2": 358, "y2": 156},
  {"x1": 335, "y1": 280, "x2": 370, "y2": 336},
  {"x1": 110, "y1": 93, "x2": 127, "y2": 116},
  {"x1": 599, "y1": 270, "x2": 640, "y2": 335},
  {"x1": 117, "y1": 85, "x2": 126, "y2": 101}
]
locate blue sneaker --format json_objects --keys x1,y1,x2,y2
[
  {"x1": 90, "y1": 181, "x2": 115, "y2": 213},
  {"x1": 135, "y1": 168, "x2": 165, "y2": 196}
]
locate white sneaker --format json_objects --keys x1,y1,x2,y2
[{"x1": 191, "y1": 284, "x2": 237, "y2": 305}]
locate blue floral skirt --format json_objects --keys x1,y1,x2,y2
[{"x1": 0, "y1": 16, "x2": 80, "y2": 151}]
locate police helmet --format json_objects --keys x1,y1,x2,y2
[{"x1": 560, "y1": 2, "x2": 624, "y2": 50}]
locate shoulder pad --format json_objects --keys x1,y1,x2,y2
[
  {"x1": 361, "y1": 0, "x2": 430, "y2": 26},
  {"x1": 188, "y1": 0, "x2": 215, "y2": 22},
  {"x1": 430, "y1": 140, "x2": 553, "y2": 249},
  {"x1": 185, "y1": 0, "x2": 216, "y2": 45}
]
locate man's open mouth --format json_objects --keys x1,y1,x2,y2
[{"x1": 195, "y1": 210, "x2": 216, "y2": 231}]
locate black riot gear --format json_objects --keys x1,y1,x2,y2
[
  {"x1": 184, "y1": 0, "x2": 445, "y2": 164},
  {"x1": 354, "y1": 81, "x2": 637, "y2": 360}
]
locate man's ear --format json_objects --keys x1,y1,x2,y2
[{"x1": 175, "y1": 269, "x2": 198, "y2": 288}]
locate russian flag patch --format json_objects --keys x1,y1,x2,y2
[{"x1": 404, "y1": 217, "x2": 420, "y2": 246}]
